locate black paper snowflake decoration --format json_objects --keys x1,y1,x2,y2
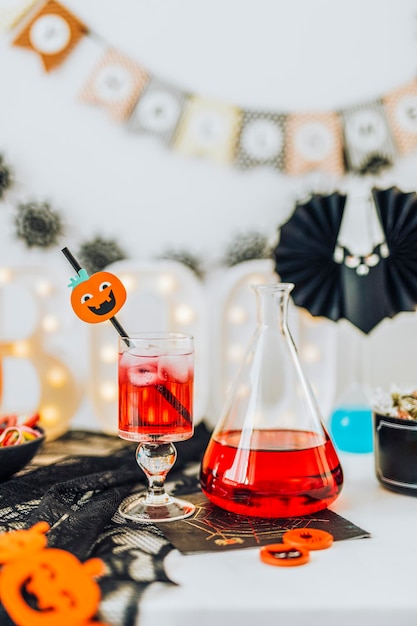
[
  {"x1": 157, "y1": 249, "x2": 204, "y2": 279},
  {"x1": 78, "y1": 236, "x2": 127, "y2": 274},
  {"x1": 0, "y1": 155, "x2": 13, "y2": 200},
  {"x1": 15, "y1": 201, "x2": 63, "y2": 248},
  {"x1": 223, "y1": 231, "x2": 272, "y2": 267}
]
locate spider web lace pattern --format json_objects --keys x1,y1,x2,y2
[{"x1": 0, "y1": 425, "x2": 210, "y2": 626}]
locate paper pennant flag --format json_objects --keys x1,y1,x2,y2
[
  {"x1": 341, "y1": 101, "x2": 397, "y2": 174},
  {"x1": 0, "y1": 0, "x2": 37, "y2": 34},
  {"x1": 79, "y1": 48, "x2": 149, "y2": 122},
  {"x1": 235, "y1": 111, "x2": 286, "y2": 170},
  {"x1": 12, "y1": 0, "x2": 88, "y2": 72},
  {"x1": 383, "y1": 79, "x2": 417, "y2": 156},
  {"x1": 128, "y1": 77, "x2": 187, "y2": 145},
  {"x1": 285, "y1": 111, "x2": 344, "y2": 176},
  {"x1": 173, "y1": 95, "x2": 242, "y2": 163}
]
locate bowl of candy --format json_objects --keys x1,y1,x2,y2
[
  {"x1": 0, "y1": 413, "x2": 45, "y2": 480},
  {"x1": 373, "y1": 389, "x2": 417, "y2": 496}
]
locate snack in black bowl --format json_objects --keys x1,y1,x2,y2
[
  {"x1": 373, "y1": 389, "x2": 417, "y2": 497},
  {"x1": 0, "y1": 413, "x2": 45, "y2": 480}
]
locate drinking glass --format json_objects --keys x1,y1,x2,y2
[{"x1": 118, "y1": 332, "x2": 195, "y2": 522}]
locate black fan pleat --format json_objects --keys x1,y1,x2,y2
[{"x1": 274, "y1": 192, "x2": 346, "y2": 322}]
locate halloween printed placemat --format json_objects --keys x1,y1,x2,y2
[{"x1": 156, "y1": 491, "x2": 371, "y2": 554}]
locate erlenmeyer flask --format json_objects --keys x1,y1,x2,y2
[{"x1": 200, "y1": 283, "x2": 343, "y2": 518}]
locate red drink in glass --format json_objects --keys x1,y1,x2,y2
[{"x1": 118, "y1": 350, "x2": 194, "y2": 442}]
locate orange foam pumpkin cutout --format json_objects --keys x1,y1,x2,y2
[
  {"x1": 0, "y1": 521, "x2": 50, "y2": 565},
  {"x1": 0, "y1": 548, "x2": 106, "y2": 626},
  {"x1": 69, "y1": 269, "x2": 127, "y2": 324}
]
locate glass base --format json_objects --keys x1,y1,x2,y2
[{"x1": 118, "y1": 492, "x2": 195, "y2": 523}]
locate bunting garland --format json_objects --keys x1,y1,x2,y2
[{"x1": 5, "y1": 0, "x2": 417, "y2": 177}]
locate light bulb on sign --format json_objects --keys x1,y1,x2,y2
[
  {"x1": 46, "y1": 366, "x2": 67, "y2": 387},
  {"x1": 119, "y1": 273, "x2": 137, "y2": 293},
  {"x1": 156, "y1": 273, "x2": 178, "y2": 294},
  {"x1": 246, "y1": 274, "x2": 267, "y2": 287},
  {"x1": 227, "y1": 344, "x2": 245, "y2": 363},
  {"x1": 35, "y1": 280, "x2": 53, "y2": 296},
  {"x1": 300, "y1": 343, "x2": 321, "y2": 364},
  {"x1": 237, "y1": 384, "x2": 250, "y2": 398},
  {"x1": 11, "y1": 341, "x2": 31, "y2": 358},
  {"x1": 0, "y1": 268, "x2": 13, "y2": 285},
  {"x1": 227, "y1": 306, "x2": 247, "y2": 325},
  {"x1": 42, "y1": 315, "x2": 59, "y2": 333},
  {"x1": 40, "y1": 405, "x2": 60, "y2": 425},
  {"x1": 99, "y1": 382, "x2": 117, "y2": 402},
  {"x1": 100, "y1": 344, "x2": 118, "y2": 364},
  {"x1": 174, "y1": 304, "x2": 196, "y2": 325}
]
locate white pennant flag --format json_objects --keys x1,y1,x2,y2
[{"x1": 128, "y1": 77, "x2": 187, "y2": 145}]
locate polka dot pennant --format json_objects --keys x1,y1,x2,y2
[
  {"x1": 235, "y1": 110, "x2": 286, "y2": 171},
  {"x1": 79, "y1": 47, "x2": 149, "y2": 123},
  {"x1": 12, "y1": 0, "x2": 88, "y2": 72},
  {"x1": 285, "y1": 111, "x2": 344, "y2": 176},
  {"x1": 0, "y1": 0, "x2": 37, "y2": 34},
  {"x1": 173, "y1": 95, "x2": 242, "y2": 164},
  {"x1": 383, "y1": 79, "x2": 417, "y2": 156},
  {"x1": 341, "y1": 101, "x2": 397, "y2": 174},
  {"x1": 127, "y1": 77, "x2": 188, "y2": 146}
]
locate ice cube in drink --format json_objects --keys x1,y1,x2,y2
[{"x1": 118, "y1": 351, "x2": 194, "y2": 442}]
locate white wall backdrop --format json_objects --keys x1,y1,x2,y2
[{"x1": 2, "y1": 0, "x2": 417, "y2": 432}]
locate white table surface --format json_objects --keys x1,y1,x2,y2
[{"x1": 139, "y1": 451, "x2": 417, "y2": 626}]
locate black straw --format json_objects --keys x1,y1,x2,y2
[{"x1": 61, "y1": 247, "x2": 192, "y2": 425}]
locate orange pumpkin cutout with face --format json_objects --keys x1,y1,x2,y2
[
  {"x1": 69, "y1": 269, "x2": 127, "y2": 324},
  {"x1": 0, "y1": 522, "x2": 108, "y2": 626}
]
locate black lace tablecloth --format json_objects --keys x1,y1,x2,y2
[{"x1": 0, "y1": 424, "x2": 211, "y2": 626}]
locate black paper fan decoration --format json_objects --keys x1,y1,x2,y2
[
  {"x1": 273, "y1": 188, "x2": 417, "y2": 334},
  {"x1": 15, "y1": 201, "x2": 63, "y2": 248}
]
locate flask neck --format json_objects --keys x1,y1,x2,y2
[{"x1": 253, "y1": 283, "x2": 293, "y2": 329}]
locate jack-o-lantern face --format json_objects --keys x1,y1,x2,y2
[{"x1": 70, "y1": 270, "x2": 127, "y2": 323}]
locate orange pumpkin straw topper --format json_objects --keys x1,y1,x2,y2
[
  {"x1": 0, "y1": 522, "x2": 108, "y2": 626},
  {"x1": 69, "y1": 268, "x2": 126, "y2": 324},
  {"x1": 62, "y1": 247, "x2": 128, "y2": 333}
]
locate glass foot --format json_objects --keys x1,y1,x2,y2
[{"x1": 118, "y1": 492, "x2": 195, "y2": 523}]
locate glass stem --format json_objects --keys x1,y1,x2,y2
[{"x1": 136, "y1": 442, "x2": 177, "y2": 505}]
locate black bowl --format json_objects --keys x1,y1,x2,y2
[
  {"x1": 0, "y1": 427, "x2": 45, "y2": 480},
  {"x1": 373, "y1": 412, "x2": 417, "y2": 496}
]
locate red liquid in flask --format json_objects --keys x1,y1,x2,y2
[{"x1": 200, "y1": 429, "x2": 343, "y2": 517}]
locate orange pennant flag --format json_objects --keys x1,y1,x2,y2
[
  {"x1": 79, "y1": 48, "x2": 149, "y2": 122},
  {"x1": 383, "y1": 79, "x2": 417, "y2": 156},
  {"x1": 12, "y1": 0, "x2": 88, "y2": 72},
  {"x1": 285, "y1": 111, "x2": 344, "y2": 176}
]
